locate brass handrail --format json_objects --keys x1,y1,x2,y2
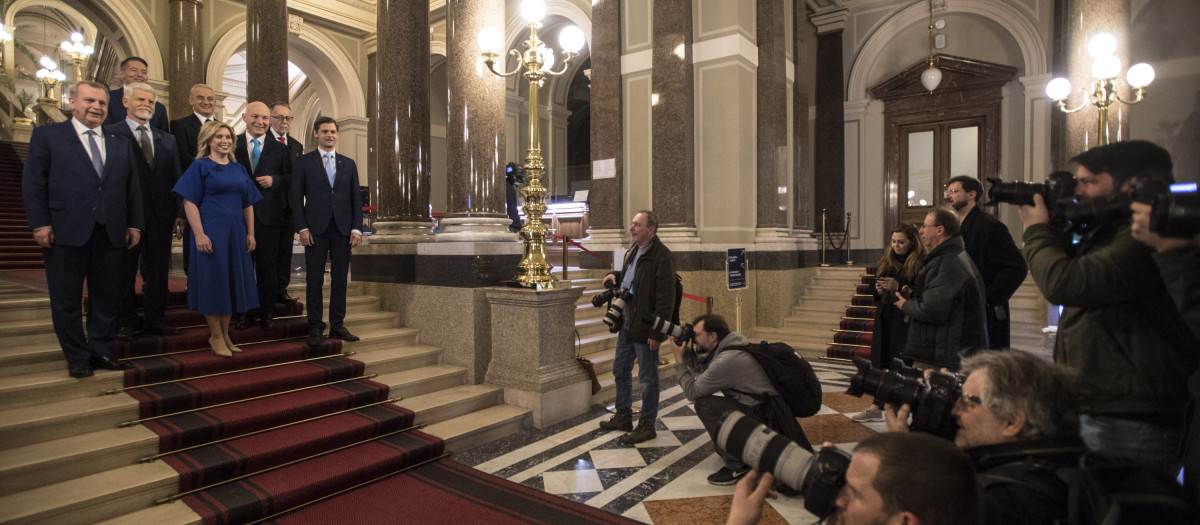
[{"x1": 106, "y1": 351, "x2": 357, "y2": 395}]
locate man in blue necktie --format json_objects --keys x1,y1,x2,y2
[{"x1": 289, "y1": 116, "x2": 363, "y2": 346}]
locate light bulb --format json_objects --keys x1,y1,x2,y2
[
  {"x1": 520, "y1": 0, "x2": 546, "y2": 23},
  {"x1": 71, "y1": 32, "x2": 84, "y2": 43},
  {"x1": 1087, "y1": 33, "x2": 1117, "y2": 58},
  {"x1": 538, "y1": 46, "x2": 555, "y2": 70},
  {"x1": 1092, "y1": 55, "x2": 1121, "y2": 80},
  {"x1": 477, "y1": 27, "x2": 503, "y2": 54},
  {"x1": 559, "y1": 25, "x2": 584, "y2": 53},
  {"x1": 1045, "y1": 77, "x2": 1072, "y2": 100},
  {"x1": 920, "y1": 66, "x2": 942, "y2": 92},
  {"x1": 1126, "y1": 62, "x2": 1155, "y2": 88},
  {"x1": 39, "y1": 56, "x2": 56, "y2": 70},
  {"x1": 61, "y1": 41, "x2": 71, "y2": 52}
]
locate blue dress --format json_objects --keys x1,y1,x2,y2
[{"x1": 172, "y1": 157, "x2": 262, "y2": 315}]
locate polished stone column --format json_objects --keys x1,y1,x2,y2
[
  {"x1": 651, "y1": 0, "x2": 694, "y2": 228},
  {"x1": 811, "y1": 9, "x2": 847, "y2": 232},
  {"x1": 757, "y1": 0, "x2": 788, "y2": 232},
  {"x1": 367, "y1": 51, "x2": 378, "y2": 209},
  {"x1": 1065, "y1": 0, "x2": 1130, "y2": 155},
  {"x1": 792, "y1": 5, "x2": 813, "y2": 231},
  {"x1": 372, "y1": 0, "x2": 432, "y2": 242},
  {"x1": 438, "y1": 0, "x2": 513, "y2": 241},
  {"x1": 168, "y1": 0, "x2": 204, "y2": 118},
  {"x1": 245, "y1": 0, "x2": 288, "y2": 105},
  {"x1": 587, "y1": 0, "x2": 623, "y2": 237}
]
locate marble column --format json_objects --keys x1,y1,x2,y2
[
  {"x1": 811, "y1": 9, "x2": 847, "y2": 232},
  {"x1": 792, "y1": 6, "x2": 813, "y2": 231},
  {"x1": 367, "y1": 51, "x2": 378, "y2": 210},
  {"x1": 371, "y1": 0, "x2": 432, "y2": 243},
  {"x1": 1065, "y1": 0, "x2": 1130, "y2": 155},
  {"x1": 168, "y1": 0, "x2": 204, "y2": 118},
  {"x1": 756, "y1": 0, "x2": 788, "y2": 233},
  {"x1": 651, "y1": 0, "x2": 694, "y2": 228},
  {"x1": 587, "y1": 0, "x2": 623, "y2": 244},
  {"x1": 245, "y1": 0, "x2": 288, "y2": 106},
  {"x1": 438, "y1": 0, "x2": 513, "y2": 241}
]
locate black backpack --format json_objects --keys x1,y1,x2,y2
[
  {"x1": 731, "y1": 341, "x2": 823, "y2": 418},
  {"x1": 1064, "y1": 452, "x2": 1196, "y2": 525}
]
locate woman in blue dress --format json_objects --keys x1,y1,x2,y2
[{"x1": 173, "y1": 121, "x2": 261, "y2": 357}]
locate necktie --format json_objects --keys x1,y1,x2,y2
[
  {"x1": 324, "y1": 153, "x2": 336, "y2": 187},
  {"x1": 278, "y1": 135, "x2": 287, "y2": 145},
  {"x1": 85, "y1": 130, "x2": 103, "y2": 178},
  {"x1": 137, "y1": 125, "x2": 154, "y2": 165},
  {"x1": 251, "y1": 138, "x2": 261, "y2": 172}
]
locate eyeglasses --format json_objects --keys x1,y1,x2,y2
[
  {"x1": 957, "y1": 393, "x2": 984, "y2": 410},
  {"x1": 944, "y1": 188, "x2": 962, "y2": 195},
  {"x1": 271, "y1": 115, "x2": 293, "y2": 122}
]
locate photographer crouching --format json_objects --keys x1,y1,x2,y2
[{"x1": 672, "y1": 314, "x2": 812, "y2": 486}]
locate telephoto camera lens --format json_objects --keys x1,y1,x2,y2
[
  {"x1": 845, "y1": 357, "x2": 962, "y2": 440},
  {"x1": 601, "y1": 291, "x2": 631, "y2": 332},
  {"x1": 650, "y1": 316, "x2": 694, "y2": 344},
  {"x1": 716, "y1": 411, "x2": 850, "y2": 518}
]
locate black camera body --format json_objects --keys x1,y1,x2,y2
[
  {"x1": 846, "y1": 357, "x2": 962, "y2": 440},
  {"x1": 716, "y1": 411, "x2": 851, "y2": 518},
  {"x1": 651, "y1": 316, "x2": 695, "y2": 344},
  {"x1": 1150, "y1": 191, "x2": 1200, "y2": 237},
  {"x1": 591, "y1": 283, "x2": 632, "y2": 333},
  {"x1": 987, "y1": 172, "x2": 1076, "y2": 208}
]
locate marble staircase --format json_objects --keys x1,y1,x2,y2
[{"x1": 751, "y1": 266, "x2": 867, "y2": 360}]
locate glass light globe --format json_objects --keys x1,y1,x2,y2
[
  {"x1": 39, "y1": 55, "x2": 56, "y2": 70},
  {"x1": 559, "y1": 25, "x2": 585, "y2": 53},
  {"x1": 520, "y1": 0, "x2": 547, "y2": 23},
  {"x1": 920, "y1": 66, "x2": 942, "y2": 92},
  {"x1": 1092, "y1": 55, "x2": 1121, "y2": 80},
  {"x1": 538, "y1": 46, "x2": 555, "y2": 70},
  {"x1": 71, "y1": 32, "x2": 84, "y2": 43},
  {"x1": 61, "y1": 41, "x2": 71, "y2": 52},
  {"x1": 1045, "y1": 77, "x2": 1072, "y2": 100},
  {"x1": 54, "y1": 70, "x2": 65, "y2": 81},
  {"x1": 1088, "y1": 33, "x2": 1117, "y2": 58},
  {"x1": 1126, "y1": 62, "x2": 1155, "y2": 88},
  {"x1": 477, "y1": 27, "x2": 503, "y2": 54}
]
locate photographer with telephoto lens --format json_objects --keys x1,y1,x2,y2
[
  {"x1": 671, "y1": 314, "x2": 810, "y2": 486},
  {"x1": 1019, "y1": 140, "x2": 1199, "y2": 474}
]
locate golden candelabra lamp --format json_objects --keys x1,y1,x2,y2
[
  {"x1": 478, "y1": 0, "x2": 585, "y2": 290},
  {"x1": 35, "y1": 56, "x2": 66, "y2": 102},
  {"x1": 1045, "y1": 33, "x2": 1154, "y2": 146},
  {"x1": 60, "y1": 31, "x2": 94, "y2": 82}
]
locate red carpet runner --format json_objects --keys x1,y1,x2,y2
[
  {"x1": 119, "y1": 291, "x2": 633, "y2": 524},
  {"x1": 827, "y1": 267, "x2": 877, "y2": 360}
]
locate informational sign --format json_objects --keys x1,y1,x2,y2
[
  {"x1": 727, "y1": 248, "x2": 747, "y2": 291},
  {"x1": 592, "y1": 158, "x2": 616, "y2": 179}
]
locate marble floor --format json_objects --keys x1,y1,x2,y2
[{"x1": 453, "y1": 359, "x2": 885, "y2": 524}]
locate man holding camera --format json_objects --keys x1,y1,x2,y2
[
  {"x1": 599, "y1": 210, "x2": 676, "y2": 445},
  {"x1": 671, "y1": 314, "x2": 804, "y2": 485},
  {"x1": 1019, "y1": 140, "x2": 1198, "y2": 473},
  {"x1": 894, "y1": 206, "x2": 989, "y2": 369},
  {"x1": 886, "y1": 350, "x2": 1086, "y2": 525}
]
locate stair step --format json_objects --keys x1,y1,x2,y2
[
  {"x1": 423, "y1": 404, "x2": 530, "y2": 452},
  {"x1": 0, "y1": 460, "x2": 178, "y2": 525}
]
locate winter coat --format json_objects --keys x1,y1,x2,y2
[
  {"x1": 607, "y1": 236, "x2": 676, "y2": 344},
  {"x1": 900, "y1": 235, "x2": 989, "y2": 369}
]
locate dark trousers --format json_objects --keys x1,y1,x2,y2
[
  {"x1": 305, "y1": 220, "x2": 350, "y2": 331},
  {"x1": 118, "y1": 218, "x2": 173, "y2": 326},
  {"x1": 253, "y1": 216, "x2": 290, "y2": 319},
  {"x1": 276, "y1": 211, "x2": 294, "y2": 299},
  {"x1": 695, "y1": 395, "x2": 755, "y2": 471},
  {"x1": 986, "y1": 303, "x2": 1010, "y2": 349},
  {"x1": 44, "y1": 224, "x2": 124, "y2": 366}
]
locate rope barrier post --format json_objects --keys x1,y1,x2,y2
[
  {"x1": 845, "y1": 212, "x2": 854, "y2": 266},
  {"x1": 820, "y1": 208, "x2": 830, "y2": 267},
  {"x1": 562, "y1": 235, "x2": 570, "y2": 280},
  {"x1": 706, "y1": 296, "x2": 713, "y2": 315}
]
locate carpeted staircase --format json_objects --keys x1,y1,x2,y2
[
  {"x1": 751, "y1": 266, "x2": 868, "y2": 360},
  {"x1": 0, "y1": 141, "x2": 41, "y2": 271},
  {"x1": 825, "y1": 267, "x2": 878, "y2": 361}
]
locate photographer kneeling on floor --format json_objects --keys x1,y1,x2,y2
[{"x1": 673, "y1": 314, "x2": 812, "y2": 486}]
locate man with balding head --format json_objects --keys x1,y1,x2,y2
[{"x1": 234, "y1": 101, "x2": 293, "y2": 330}]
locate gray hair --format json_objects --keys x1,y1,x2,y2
[
  {"x1": 928, "y1": 206, "x2": 961, "y2": 237},
  {"x1": 960, "y1": 350, "x2": 1080, "y2": 441},
  {"x1": 123, "y1": 82, "x2": 157, "y2": 101},
  {"x1": 69, "y1": 81, "x2": 109, "y2": 100}
]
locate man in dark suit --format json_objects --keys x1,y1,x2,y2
[
  {"x1": 235, "y1": 101, "x2": 293, "y2": 329},
  {"x1": 105, "y1": 83, "x2": 183, "y2": 340},
  {"x1": 103, "y1": 57, "x2": 168, "y2": 130},
  {"x1": 290, "y1": 116, "x2": 363, "y2": 346},
  {"x1": 22, "y1": 81, "x2": 143, "y2": 378},
  {"x1": 945, "y1": 176, "x2": 1028, "y2": 349},
  {"x1": 169, "y1": 84, "x2": 217, "y2": 275},
  {"x1": 269, "y1": 101, "x2": 302, "y2": 305}
]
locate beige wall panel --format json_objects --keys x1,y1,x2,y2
[
  {"x1": 695, "y1": 0, "x2": 755, "y2": 41},
  {"x1": 622, "y1": 0, "x2": 653, "y2": 52},
  {"x1": 695, "y1": 59, "x2": 757, "y2": 244}
]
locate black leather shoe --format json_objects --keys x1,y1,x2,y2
[
  {"x1": 278, "y1": 291, "x2": 298, "y2": 305},
  {"x1": 233, "y1": 315, "x2": 254, "y2": 331},
  {"x1": 145, "y1": 322, "x2": 182, "y2": 336},
  {"x1": 68, "y1": 363, "x2": 93, "y2": 378},
  {"x1": 306, "y1": 327, "x2": 324, "y2": 347},
  {"x1": 328, "y1": 327, "x2": 359, "y2": 342},
  {"x1": 117, "y1": 326, "x2": 135, "y2": 341},
  {"x1": 95, "y1": 355, "x2": 132, "y2": 371},
  {"x1": 259, "y1": 316, "x2": 274, "y2": 330}
]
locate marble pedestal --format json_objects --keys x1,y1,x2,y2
[{"x1": 484, "y1": 286, "x2": 588, "y2": 428}]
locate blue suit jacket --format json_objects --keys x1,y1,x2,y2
[
  {"x1": 104, "y1": 121, "x2": 182, "y2": 226},
  {"x1": 104, "y1": 88, "x2": 169, "y2": 131},
  {"x1": 290, "y1": 150, "x2": 363, "y2": 236},
  {"x1": 22, "y1": 120, "x2": 145, "y2": 247}
]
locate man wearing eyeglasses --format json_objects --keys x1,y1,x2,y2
[
  {"x1": 269, "y1": 102, "x2": 302, "y2": 305},
  {"x1": 270, "y1": 102, "x2": 303, "y2": 158},
  {"x1": 885, "y1": 350, "x2": 1086, "y2": 525}
]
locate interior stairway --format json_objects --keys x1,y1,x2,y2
[
  {"x1": 751, "y1": 266, "x2": 868, "y2": 360},
  {"x1": 0, "y1": 141, "x2": 41, "y2": 271},
  {"x1": 0, "y1": 279, "x2": 531, "y2": 524}
]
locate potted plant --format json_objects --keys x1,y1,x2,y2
[{"x1": 15, "y1": 89, "x2": 33, "y2": 123}]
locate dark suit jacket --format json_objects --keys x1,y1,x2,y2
[
  {"x1": 104, "y1": 121, "x2": 182, "y2": 226},
  {"x1": 104, "y1": 88, "x2": 169, "y2": 130},
  {"x1": 169, "y1": 114, "x2": 208, "y2": 173},
  {"x1": 271, "y1": 131, "x2": 304, "y2": 157},
  {"x1": 960, "y1": 206, "x2": 1028, "y2": 307},
  {"x1": 290, "y1": 150, "x2": 363, "y2": 236},
  {"x1": 235, "y1": 133, "x2": 293, "y2": 226},
  {"x1": 22, "y1": 120, "x2": 144, "y2": 247}
]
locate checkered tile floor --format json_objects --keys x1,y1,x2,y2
[{"x1": 456, "y1": 357, "x2": 882, "y2": 523}]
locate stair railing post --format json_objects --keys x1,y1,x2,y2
[
  {"x1": 820, "y1": 208, "x2": 830, "y2": 267},
  {"x1": 562, "y1": 235, "x2": 570, "y2": 280},
  {"x1": 844, "y1": 212, "x2": 854, "y2": 266}
]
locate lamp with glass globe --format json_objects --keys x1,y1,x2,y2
[
  {"x1": 60, "y1": 31, "x2": 95, "y2": 82},
  {"x1": 35, "y1": 56, "x2": 66, "y2": 101},
  {"x1": 1044, "y1": 32, "x2": 1154, "y2": 145},
  {"x1": 478, "y1": 0, "x2": 585, "y2": 289}
]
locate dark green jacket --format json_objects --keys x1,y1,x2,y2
[
  {"x1": 1023, "y1": 221, "x2": 1199, "y2": 418},
  {"x1": 608, "y1": 236, "x2": 676, "y2": 344}
]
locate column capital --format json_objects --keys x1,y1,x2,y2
[{"x1": 809, "y1": 7, "x2": 849, "y2": 34}]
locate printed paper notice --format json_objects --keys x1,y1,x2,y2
[{"x1": 592, "y1": 158, "x2": 616, "y2": 180}]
